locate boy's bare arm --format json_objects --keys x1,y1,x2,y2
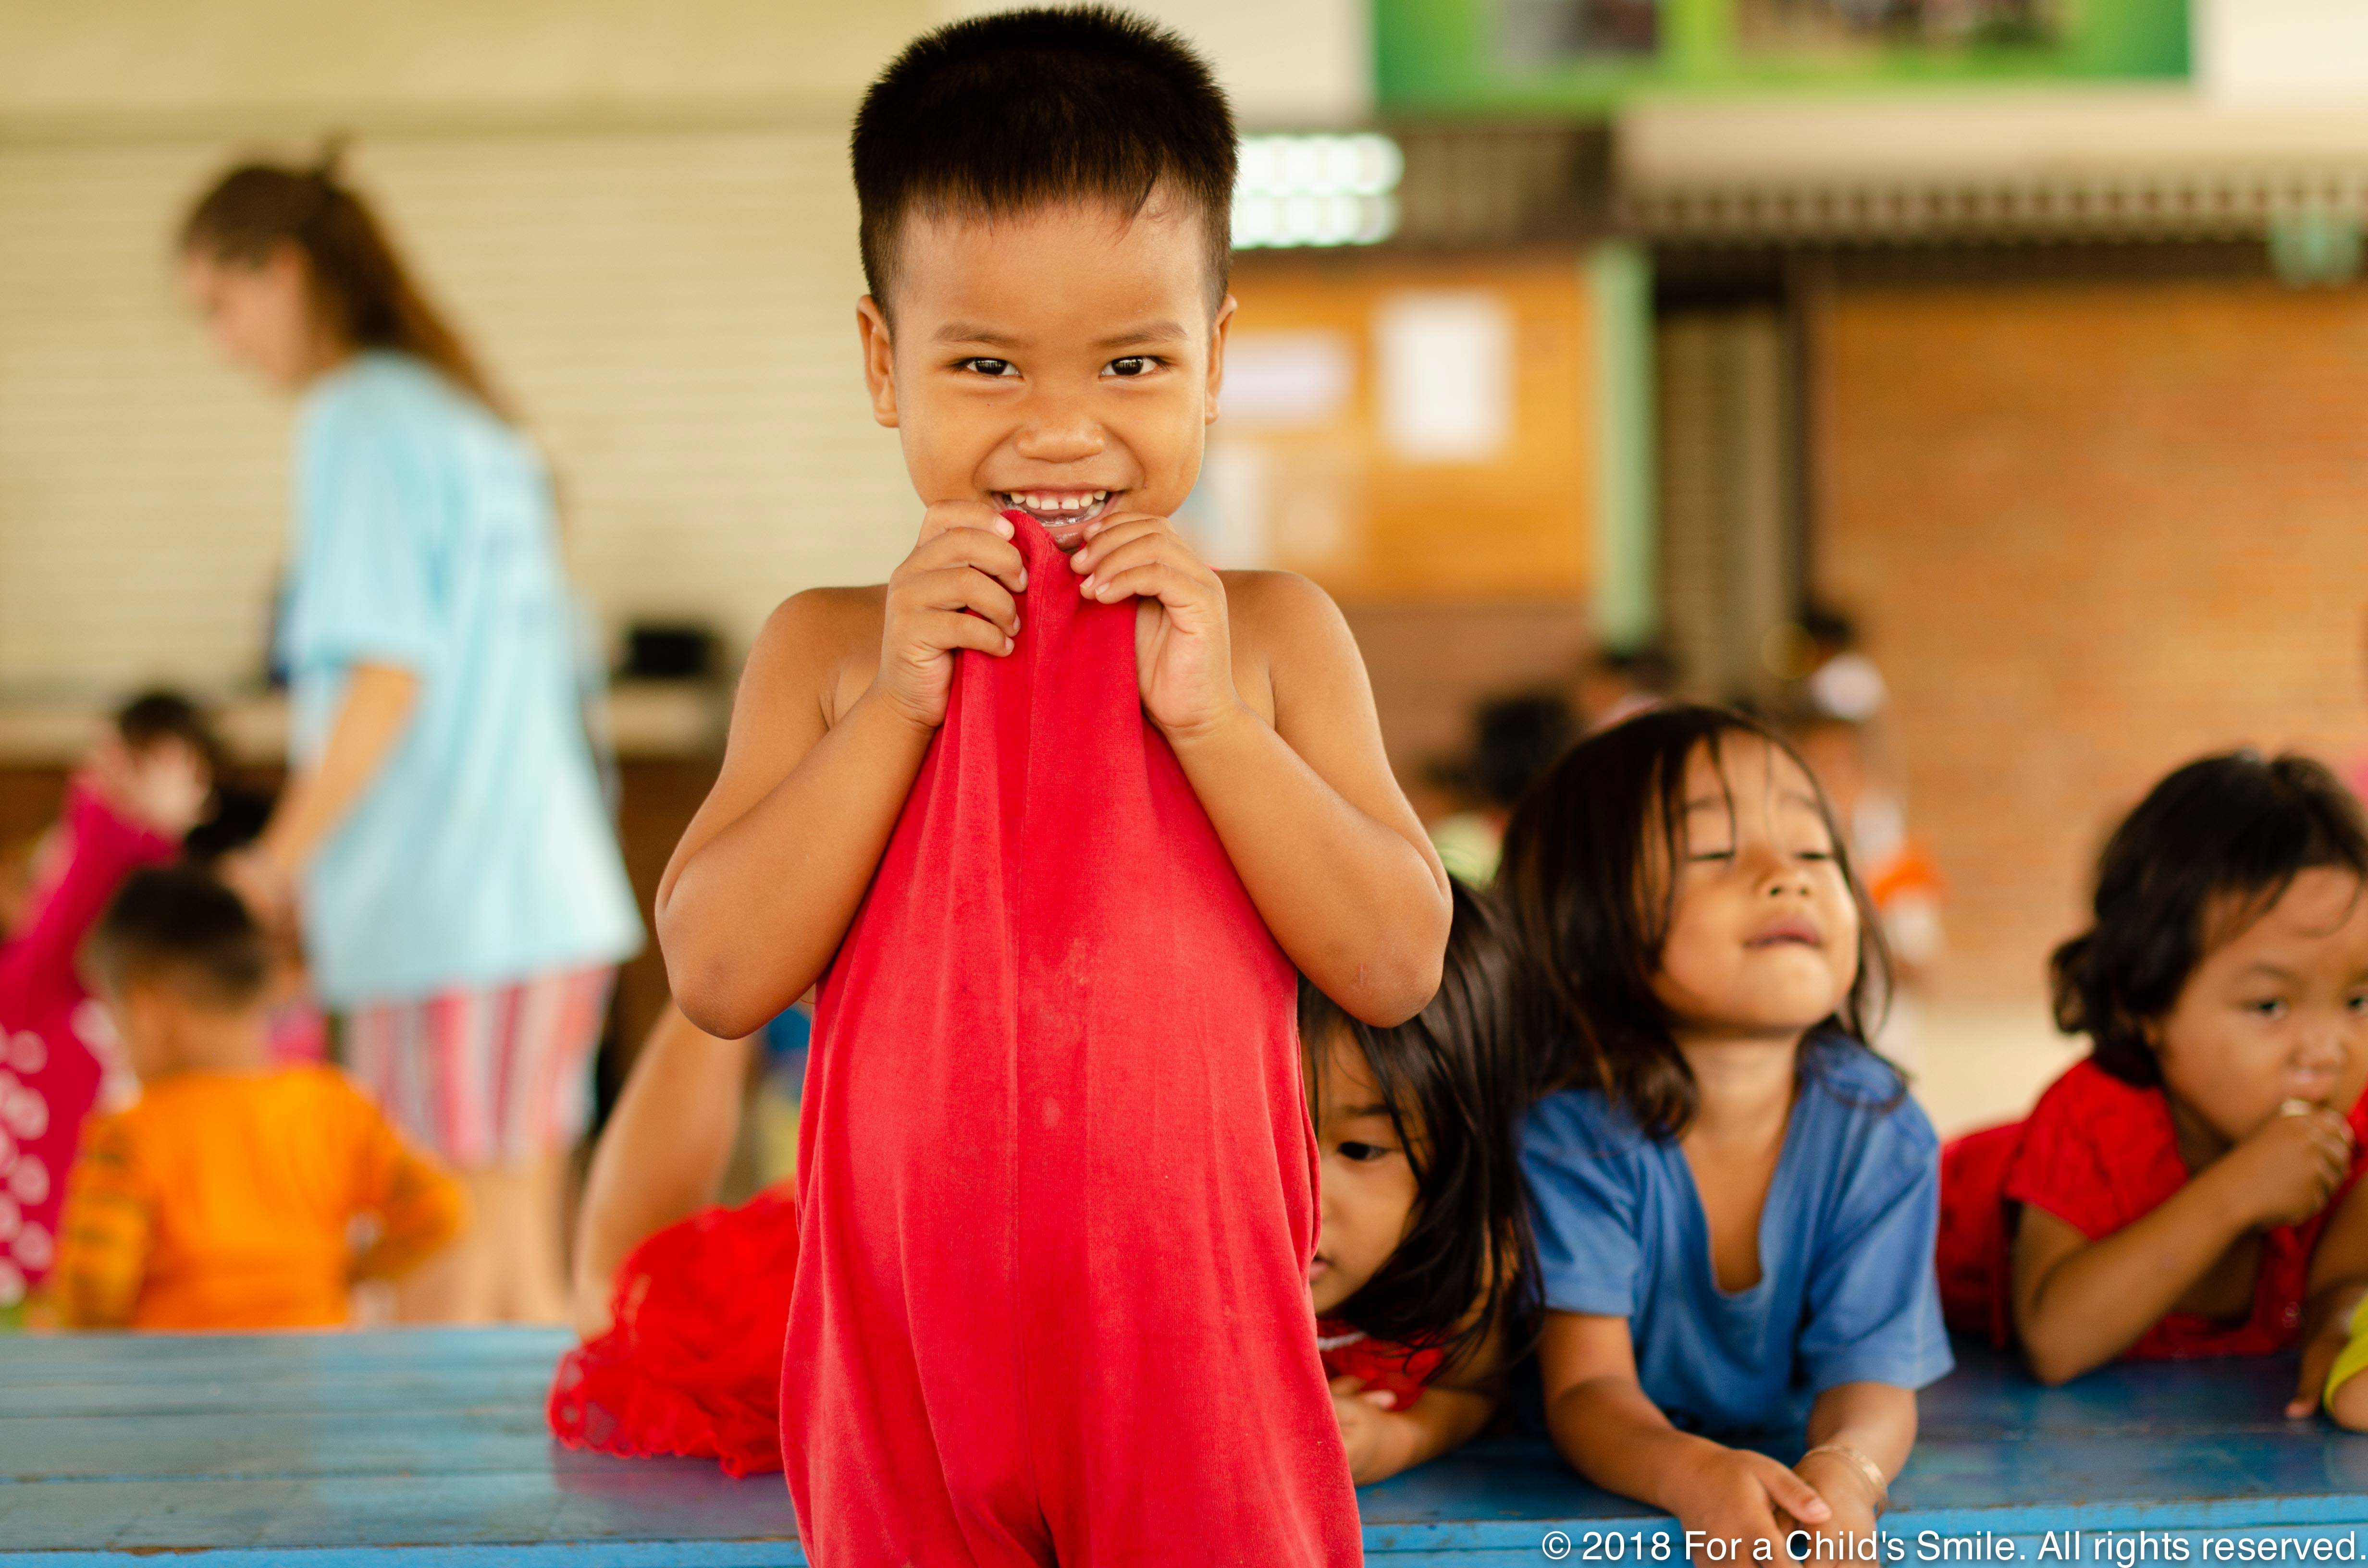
[
  {"x1": 658, "y1": 504, "x2": 1025, "y2": 1038},
  {"x1": 1179, "y1": 572, "x2": 1448, "y2": 1025},
  {"x1": 1073, "y1": 514, "x2": 1446, "y2": 1024}
]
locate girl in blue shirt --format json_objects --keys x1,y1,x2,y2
[
  {"x1": 1501, "y1": 705, "x2": 1949, "y2": 1561},
  {"x1": 173, "y1": 151, "x2": 641, "y2": 1322}
]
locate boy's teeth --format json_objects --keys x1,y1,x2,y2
[{"x1": 1004, "y1": 490, "x2": 1110, "y2": 515}]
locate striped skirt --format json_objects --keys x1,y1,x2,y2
[{"x1": 345, "y1": 966, "x2": 614, "y2": 1167}]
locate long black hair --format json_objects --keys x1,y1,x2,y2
[
  {"x1": 1498, "y1": 703, "x2": 1892, "y2": 1140},
  {"x1": 2053, "y1": 751, "x2": 2368, "y2": 1086},
  {"x1": 1299, "y1": 879, "x2": 1536, "y2": 1376}
]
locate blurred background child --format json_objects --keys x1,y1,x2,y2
[
  {"x1": 1505, "y1": 706, "x2": 1947, "y2": 1562},
  {"x1": 1428, "y1": 693, "x2": 1577, "y2": 886},
  {"x1": 1569, "y1": 642, "x2": 1677, "y2": 735},
  {"x1": 50, "y1": 868, "x2": 462, "y2": 1329},
  {"x1": 0, "y1": 692, "x2": 219, "y2": 1314},
  {"x1": 1935, "y1": 753, "x2": 2368, "y2": 1415},
  {"x1": 1303, "y1": 879, "x2": 1535, "y2": 1484}
]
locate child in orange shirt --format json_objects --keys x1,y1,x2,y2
[{"x1": 52, "y1": 868, "x2": 463, "y2": 1330}]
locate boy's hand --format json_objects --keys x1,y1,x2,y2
[
  {"x1": 1667, "y1": 1445, "x2": 1829, "y2": 1566},
  {"x1": 2218, "y1": 1107, "x2": 2353, "y2": 1231},
  {"x1": 876, "y1": 502, "x2": 1027, "y2": 732},
  {"x1": 1069, "y1": 512, "x2": 1238, "y2": 742},
  {"x1": 1328, "y1": 1375, "x2": 1413, "y2": 1485}
]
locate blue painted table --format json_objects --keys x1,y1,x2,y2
[{"x1": 8, "y1": 1330, "x2": 2368, "y2": 1564}]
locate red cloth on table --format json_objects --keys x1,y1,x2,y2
[
  {"x1": 0, "y1": 784, "x2": 176, "y2": 1298},
  {"x1": 781, "y1": 512, "x2": 1357, "y2": 1565},
  {"x1": 547, "y1": 1207, "x2": 1439, "y2": 1480},
  {"x1": 1318, "y1": 1317, "x2": 1447, "y2": 1410},
  {"x1": 1935, "y1": 1056, "x2": 2368, "y2": 1357},
  {"x1": 548, "y1": 1183, "x2": 798, "y2": 1476}
]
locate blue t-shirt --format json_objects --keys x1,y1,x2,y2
[
  {"x1": 1521, "y1": 1037, "x2": 1952, "y2": 1435},
  {"x1": 283, "y1": 353, "x2": 642, "y2": 1005}
]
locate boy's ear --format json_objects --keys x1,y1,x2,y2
[
  {"x1": 1204, "y1": 293, "x2": 1237, "y2": 425},
  {"x1": 856, "y1": 295, "x2": 899, "y2": 429}
]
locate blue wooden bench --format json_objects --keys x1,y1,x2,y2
[{"x1": 8, "y1": 1329, "x2": 2368, "y2": 1564}]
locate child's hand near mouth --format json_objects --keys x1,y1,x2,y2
[
  {"x1": 1068, "y1": 512, "x2": 1238, "y2": 744},
  {"x1": 875, "y1": 499, "x2": 1029, "y2": 733}
]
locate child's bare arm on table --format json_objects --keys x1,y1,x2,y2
[
  {"x1": 570, "y1": 1006, "x2": 756, "y2": 1340},
  {"x1": 2292, "y1": 1170, "x2": 2368, "y2": 1419},
  {"x1": 1538, "y1": 1312, "x2": 1836, "y2": 1566},
  {"x1": 2012, "y1": 1107, "x2": 2351, "y2": 1385},
  {"x1": 1794, "y1": 1382, "x2": 1915, "y2": 1545},
  {"x1": 658, "y1": 502, "x2": 1026, "y2": 1037},
  {"x1": 1069, "y1": 514, "x2": 1448, "y2": 1025}
]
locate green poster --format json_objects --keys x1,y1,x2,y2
[{"x1": 1377, "y1": 0, "x2": 2189, "y2": 112}]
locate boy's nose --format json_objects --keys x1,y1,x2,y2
[{"x1": 1012, "y1": 404, "x2": 1105, "y2": 466}]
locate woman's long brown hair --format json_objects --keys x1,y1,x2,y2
[{"x1": 178, "y1": 142, "x2": 510, "y2": 421}]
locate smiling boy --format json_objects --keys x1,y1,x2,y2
[{"x1": 657, "y1": 8, "x2": 1448, "y2": 1562}]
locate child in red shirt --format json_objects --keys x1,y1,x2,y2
[
  {"x1": 551, "y1": 887, "x2": 1524, "y2": 1490},
  {"x1": 653, "y1": 13, "x2": 1445, "y2": 1560},
  {"x1": 0, "y1": 694, "x2": 215, "y2": 1310},
  {"x1": 1937, "y1": 751, "x2": 2368, "y2": 1410}
]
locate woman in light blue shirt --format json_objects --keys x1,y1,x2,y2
[{"x1": 177, "y1": 152, "x2": 642, "y2": 1322}]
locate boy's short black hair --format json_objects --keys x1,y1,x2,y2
[
  {"x1": 852, "y1": 6, "x2": 1237, "y2": 315},
  {"x1": 2053, "y1": 751, "x2": 2368, "y2": 1087},
  {"x1": 87, "y1": 867, "x2": 270, "y2": 1012}
]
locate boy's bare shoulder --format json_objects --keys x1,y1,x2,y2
[
  {"x1": 1216, "y1": 570, "x2": 1361, "y2": 721},
  {"x1": 1219, "y1": 568, "x2": 1353, "y2": 653},
  {"x1": 758, "y1": 583, "x2": 888, "y2": 640},
  {"x1": 747, "y1": 584, "x2": 888, "y2": 723}
]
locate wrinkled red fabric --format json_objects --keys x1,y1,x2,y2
[
  {"x1": 1936, "y1": 1057, "x2": 2368, "y2": 1357},
  {"x1": 547, "y1": 1183, "x2": 797, "y2": 1476},
  {"x1": 1934, "y1": 1121, "x2": 2019, "y2": 1341},
  {"x1": 1317, "y1": 1318, "x2": 1446, "y2": 1411},
  {"x1": 781, "y1": 513, "x2": 1358, "y2": 1566}
]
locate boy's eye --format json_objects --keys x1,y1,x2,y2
[
  {"x1": 1798, "y1": 849, "x2": 1835, "y2": 863},
  {"x1": 1687, "y1": 849, "x2": 1735, "y2": 864},
  {"x1": 1337, "y1": 1140, "x2": 1393, "y2": 1164},
  {"x1": 959, "y1": 357, "x2": 1017, "y2": 377},
  {"x1": 2246, "y1": 998, "x2": 2290, "y2": 1020},
  {"x1": 2350, "y1": 992, "x2": 2368, "y2": 1015},
  {"x1": 1104, "y1": 355, "x2": 1158, "y2": 377}
]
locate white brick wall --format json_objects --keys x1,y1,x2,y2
[{"x1": 0, "y1": 127, "x2": 915, "y2": 692}]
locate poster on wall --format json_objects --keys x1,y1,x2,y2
[
  {"x1": 1736, "y1": 0, "x2": 2065, "y2": 54},
  {"x1": 1499, "y1": 0, "x2": 1659, "y2": 69},
  {"x1": 1376, "y1": 0, "x2": 2184, "y2": 110}
]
